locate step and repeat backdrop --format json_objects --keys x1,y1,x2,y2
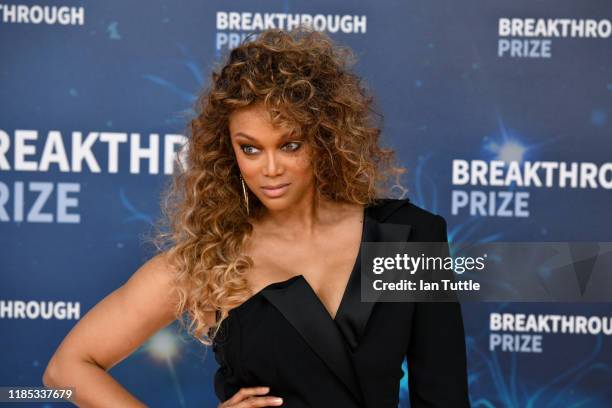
[{"x1": 1, "y1": 1, "x2": 610, "y2": 407}]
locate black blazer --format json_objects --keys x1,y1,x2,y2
[{"x1": 213, "y1": 198, "x2": 470, "y2": 407}]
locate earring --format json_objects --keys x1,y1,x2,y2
[{"x1": 240, "y1": 175, "x2": 250, "y2": 215}]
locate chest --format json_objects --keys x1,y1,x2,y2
[
  {"x1": 217, "y1": 298, "x2": 413, "y2": 401},
  {"x1": 245, "y1": 227, "x2": 362, "y2": 319}
]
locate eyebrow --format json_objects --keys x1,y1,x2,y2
[{"x1": 233, "y1": 131, "x2": 297, "y2": 142}]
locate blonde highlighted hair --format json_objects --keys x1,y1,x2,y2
[{"x1": 153, "y1": 28, "x2": 406, "y2": 345}]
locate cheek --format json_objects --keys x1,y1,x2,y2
[
  {"x1": 234, "y1": 153, "x2": 258, "y2": 177},
  {"x1": 289, "y1": 150, "x2": 314, "y2": 178}
]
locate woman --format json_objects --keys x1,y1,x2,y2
[{"x1": 43, "y1": 29, "x2": 470, "y2": 407}]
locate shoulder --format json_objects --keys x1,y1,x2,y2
[
  {"x1": 369, "y1": 198, "x2": 448, "y2": 241},
  {"x1": 370, "y1": 197, "x2": 445, "y2": 225},
  {"x1": 119, "y1": 251, "x2": 184, "y2": 319}
]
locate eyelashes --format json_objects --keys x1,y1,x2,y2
[
  {"x1": 283, "y1": 142, "x2": 302, "y2": 152},
  {"x1": 240, "y1": 145, "x2": 259, "y2": 155},
  {"x1": 239, "y1": 141, "x2": 303, "y2": 155}
]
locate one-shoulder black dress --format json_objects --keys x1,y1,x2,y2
[{"x1": 212, "y1": 198, "x2": 470, "y2": 408}]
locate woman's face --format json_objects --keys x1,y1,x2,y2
[{"x1": 229, "y1": 103, "x2": 315, "y2": 212}]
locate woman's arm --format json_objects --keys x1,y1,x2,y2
[
  {"x1": 406, "y1": 215, "x2": 471, "y2": 407},
  {"x1": 42, "y1": 253, "x2": 180, "y2": 407}
]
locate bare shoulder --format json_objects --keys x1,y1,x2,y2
[
  {"x1": 119, "y1": 251, "x2": 181, "y2": 328},
  {"x1": 125, "y1": 252, "x2": 178, "y2": 297},
  {"x1": 46, "y1": 252, "x2": 181, "y2": 374}
]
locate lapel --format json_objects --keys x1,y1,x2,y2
[
  {"x1": 260, "y1": 198, "x2": 413, "y2": 405},
  {"x1": 261, "y1": 275, "x2": 364, "y2": 404},
  {"x1": 335, "y1": 199, "x2": 413, "y2": 352}
]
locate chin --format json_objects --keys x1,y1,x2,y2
[{"x1": 258, "y1": 195, "x2": 293, "y2": 211}]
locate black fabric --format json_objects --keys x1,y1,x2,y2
[{"x1": 212, "y1": 198, "x2": 470, "y2": 407}]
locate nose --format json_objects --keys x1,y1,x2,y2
[{"x1": 262, "y1": 150, "x2": 284, "y2": 177}]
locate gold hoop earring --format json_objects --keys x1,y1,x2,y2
[{"x1": 240, "y1": 175, "x2": 250, "y2": 216}]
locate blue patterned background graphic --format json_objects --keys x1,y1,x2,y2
[{"x1": 1, "y1": 0, "x2": 610, "y2": 406}]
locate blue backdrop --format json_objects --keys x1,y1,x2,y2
[{"x1": 1, "y1": 1, "x2": 611, "y2": 407}]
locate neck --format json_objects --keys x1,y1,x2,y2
[{"x1": 260, "y1": 191, "x2": 339, "y2": 239}]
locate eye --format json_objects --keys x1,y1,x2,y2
[
  {"x1": 282, "y1": 141, "x2": 302, "y2": 152},
  {"x1": 240, "y1": 144, "x2": 260, "y2": 155}
]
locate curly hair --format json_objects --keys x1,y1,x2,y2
[{"x1": 154, "y1": 28, "x2": 407, "y2": 346}]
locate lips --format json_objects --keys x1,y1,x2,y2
[
  {"x1": 262, "y1": 183, "x2": 290, "y2": 189},
  {"x1": 261, "y1": 183, "x2": 290, "y2": 198}
]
